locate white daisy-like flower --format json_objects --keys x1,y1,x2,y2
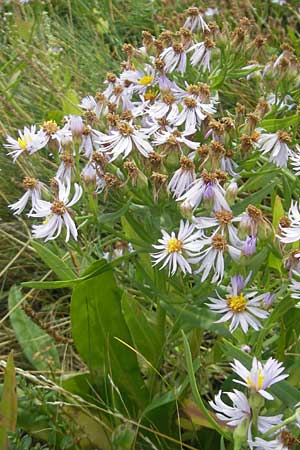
[
  {"x1": 172, "y1": 95, "x2": 216, "y2": 131},
  {"x1": 8, "y1": 177, "x2": 44, "y2": 215},
  {"x1": 187, "y1": 38, "x2": 215, "y2": 72},
  {"x1": 194, "y1": 233, "x2": 241, "y2": 284},
  {"x1": 256, "y1": 130, "x2": 292, "y2": 168},
  {"x1": 160, "y1": 43, "x2": 187, "y2": 74},
  {"x1": 289, "y1": 273, "x2": 300, "y2": 307},
  {"x1": 96, "y1": 121, "x2": 153, "y2": 161},
  {"x1": 168, "y1": 157, "x2": 195, "y2": 198},
  {"x1": 184, "y1": 7, "x2": 210, "y2": 32},
  {"x1": 79, "y1": 94, "x2": 107, "y2": 118},
  {"x1": 79, "y1": 126, "x2": 104, "y2": 158},
  {"x1": 29, "y1": 179, "x2": 82, "y2": 242},
  {"x1": 250, "y1": 432, "x2": 293, "y2": 450},
  {"x1": 277, "y1": 201, "x2": 300, "y2": 244},
  {"x1": 153, "y1": 128, "x2": 198, "y2": 153},
  {"x1": 151, "y1": 220, "x2": 203, "y2": 276},
  {"x1": 231, "y1": 357, "x2": 288, "y2": 400},
  {"x1": 56, "y1": 153, "x2": 75, "y2": 188},
  {"x1": 193, "y1": 209, "x2": 243, "y2": 246},
  {"x1": 108, "y1": 83, "x2": 134, "y2": 111},
  {"x1": 209, "y1": 389, "x2": 251, "y2": 427},
  {"x1": 289, "y1": 145, "x2": 300, "y2": 174},
  {"x1": 148, "y1": 92, "x2": 179, "y2": 121},
  {"x1": 120, "y1": 65, "x2": 156, "y2": 94},
  {"x1": 178, "y1": 171, "x2": 230, "y2": 212},
  {"x1": 206, "y1": 275, "x2": 269, "y2": 333},
  {"x1": 5, "y1": 125, "x2": 48, "y2": 162}
]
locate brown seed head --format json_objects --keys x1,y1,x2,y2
[
  {"x1": 277, "y1": 131, "x2": 292, "y2": 143},
  {"x1": 23, "y1": 176, "x2": 38, "y2": 190},
  {"x1": 117, "y1": 121, "x2": 133, "y2": 136},
  {"x1": 280, "y1": 430, "x2": 297, "y2": 449},
  {"x1": 279, "y1": 216, "x2": 292, "y2": 228},
  {"x1": 51, "y1": 200, "x2": 66, "y2": 216},
  {"x1": 212, "y1": 234, "x2": 228, "y2": 251},
  {"x1": 215, "y1": 209, "x2": 233, "y2": 225},
  {"x1": 42, "y1": 120, "x2": 58, "y2": 135},
  {"x1": 180, "y1": 156, "x2": 195, "y2": 171},
  {"x1": 247, "y1": 204, "x2": 263, "y2": 221},
  {"x1": 173, "y1": 42, "x2": 184, "y2": 54},
  {"x1": 106, "y1": 72, "x2": 117, "y2": 83},
  {"x1": 204, "y1": 37, "x2": 215, "y2": 49},
  {"x1": 184, "y1": 96, "x2": 197, "y2": 108},
  {"x1": 162, "y1": 93, "x2": 176, "y2": 105},
  {"x1": 210, "y1": 141, "x2": 226, "y2": 156},
  {"x1": 61, "y1": 153, "x2": 74, "y2": 166}
]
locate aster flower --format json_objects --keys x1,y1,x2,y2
[
  {"x1": 96, "y1": 121, "x2": 153, "y2": 161},
  {"x1": 207, "y1": 275, "x2": 269, "y2": 332},
  {"x1": 153, "y1": 128, "x2": 199, "y2": 153},
  {"x1": 289, "y1": 145, "x2": 300, "y2": 174},
  {"x1": 108, "y1": 83, "x2": 134, "y2": 111},
  {"x1": 289, "y1": 274, "x2": 300, "y2": 302},
  {"x1": 231, "y1": 357, "x2": 288, "y2": 400},
  {"x1": 210, "y1": 390, "x2": 283, "y2": 439},
  {"x1": 184, "y1": 7, "x2": 210, "y2": 32},
  {"x1": 29, "y1": 179, "x2": 82, "y2": 242},
  {"x1": 193, "y1": 209, "x2": 243, "y2": 247},
  {"x1": 56, "y1": 153, "x2": 75, "y2": 188},
  {"x1": 151, "y1": 220, "x2": 203, "y2": 276},
  {"x1": 209, "y1": 389, "x2": 251, "y2": 427},
  {"x1": 178, "y1": 171, "x2": 230, "y2": 212},
  {"x1": 168, "y1": 157, "x2": 195, "y2": 198},
  {"x1": 160, "y1": 43, "x2": 187, "y2": 74},
  {"x1": 250, "y1": 431, "x2": 296, "y2": 450},
  {"x1": 8, "y1": 177, "x2": 44, "y2": 215},
  {"x1": 240, "y1": 204, "x2": 266, "y2": 236},
  {"x1": 148, "y1": 92, "x2": 179, "y2": 121},
  {"x1": 5, "y1": 125, "x2": 48, "y2": 162},
  {"x1": 79, "y1": 94, "x2": 107, "y2": 118},
  {"x1": 187, "y1": 38, "x2": 215, "y2": 72},
  {"x1": 256, "y1": 130, "x2": 292, "y2": 168},
  {"x1": 277, "y1": 201, "x2": 300, "y2": 244},
  {"x1": 120, "y1": 65, "x2": 156, "y2": 94},
  {"x1": 172, "y1": 95, "x2": 216, "y2": 131},
  {"x1": 194, "y1": 233, "x2": 242, "y2": 284},
  {"x1": 79, "y1": 126, "x2": 104, "y2": 158}
]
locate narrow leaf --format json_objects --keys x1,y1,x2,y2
[
  {"x1": 0, "y1": 351, "x2": 17, "y2": 450},
  {"x1": 9, "y1": 286, "x2": 60, "y2": 371}
]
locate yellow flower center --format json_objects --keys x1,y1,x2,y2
[
  {"x1": 247, "y1": 371, "x2": 264, "y2": 390},
  {"x1": 139, "y1": 75, "x2": 154, "y2": 85},
  {"x1": 17, "y1": 137, "x2": 28, "y2": 150},
  {"x1": 144, "y1": 88, "x2": 157, "y2": 101},
  {"x1": 167, "y1": 238, "x2": 183, "y2": 253},
  {"x1": 227, "y1": 294, "x2": 247, "y2": 313}
]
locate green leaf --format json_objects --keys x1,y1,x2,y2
[
  {"x1": 0, "y1": 351, "x2": 17, "y2": 450},
  {"x1": 232, "y1": 179, "x2": 278, "y2": 215},
  {"x1": 21, "y1": 254, "x2": 136, "y2": 290},
  {"x1": 62, "y1": 89, "x2": 82, "y2": 115},
  {"x1": 9, "y1": 286, "x2": 60, "y2": 371},
  {"x1": 31, "y1": 241, "x2": 76, "y2": 280},
  {"x1": 121, "y1": 292, "x2": 161, "y2": 367},
  {"x1": 260, "y1": 114, "x2": 300, "y2": 132},
  {"x1": 163, "y1": 303, "x2": 231, "y2": 338},
  {"x1": 70, "y1": 263, "x2": 149, "y2": 411},
  {"x1": 268, "y1": 196, "x2": 284, "y2": 272},
  {"x1": 181, "y1": 331, "x2": 229, "y2": 438}
]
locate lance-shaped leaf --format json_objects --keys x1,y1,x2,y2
[
  {"x1": 70, "y1": 260, "x2": 149, "y2": 411},
  {"x1": 0, "y1": 351, "x2": 17, "y2": 450}
]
